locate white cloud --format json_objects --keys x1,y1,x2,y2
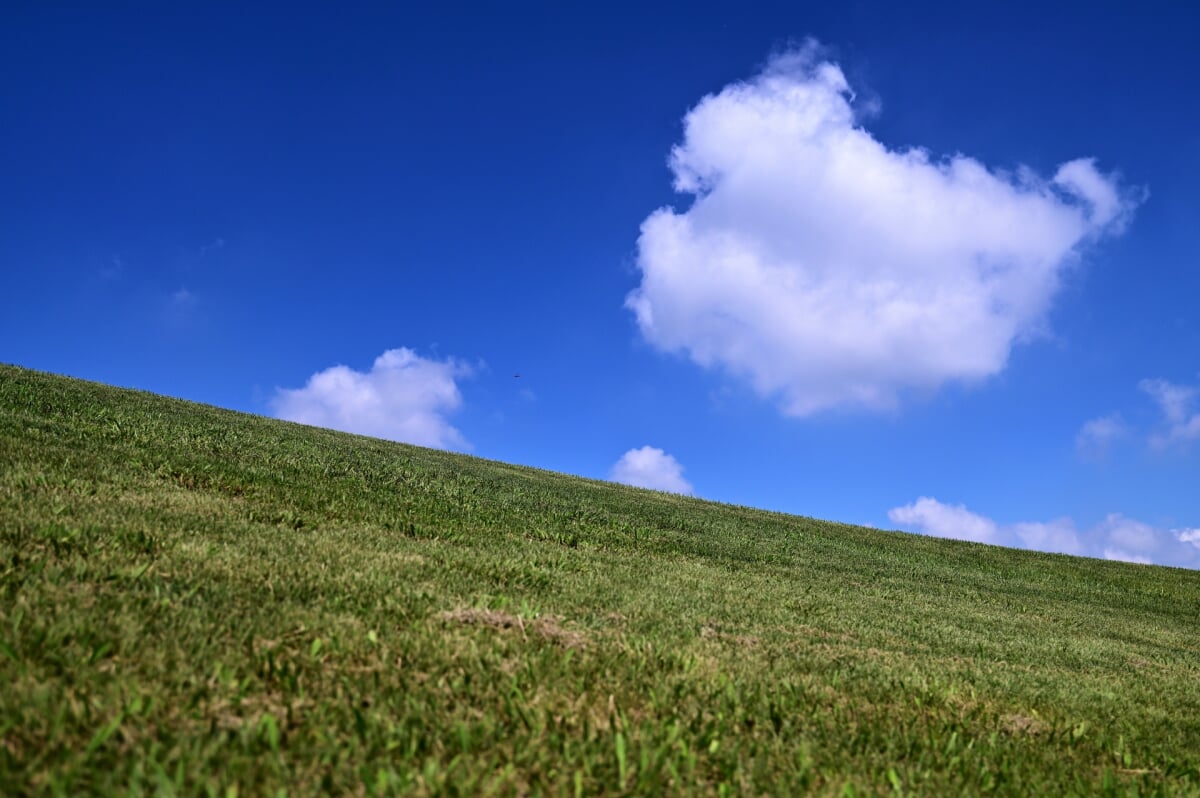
[
  {"x1": 1012, "y1": 518, "x2": 1085, "y2": 556},
  {"x1": 1140, "y1": 379, "x2": 1196, "y2": 425},
  {"x1": 628, "y1": 45, "x2": 1139, "y2": 416},
  {"x1": 162, "y1": 286, "x2": 201, "y2": 327},
  {"x1": 1097, "y1": 513, "x2": 1158, "y2": 553},
  {"x1": 1102, "y1": 548, "x2": 1153, "y2": 565},
  {"x1": 100, "y1": 255, "x2": 123, "y2": 280},
  {"x1": 887, "y1": 497, "x2": 999, "y2": 543},
  {"x1": 888, "y1": 498, "x2": 1199, "y2": 569},
  {"x1": 272, "y1": 348, "x2": 472, "y2": 450},
  {"x1": 1140, "y1": 378, "x2": 1200, "y2": 447},
  {"x1": 199, "y1": 237, "x2": 226, "y2": 256},
  {"x1": 1052, "y1": 158, "x2": 1134, "y2": 231},
  {"x1": 609, "y1": 446, "x2": 694, "y2": 495},
  {"x1": 1075, "y1": 414, "x2": 1126, "y2": 458}
]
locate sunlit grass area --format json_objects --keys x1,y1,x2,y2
[{"x1": 2, "y1": 364, "x2": 1198, "y2": 795}]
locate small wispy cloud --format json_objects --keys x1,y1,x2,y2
[
  {"x1": 198, "y1": 237, "x2": 226, "y2": 256},
  {"x1": 1075, "y1": 413, "x2": 1126, "y2": 459},
  {"x1": 888, "y1": 498, "x2": 1199, "y2": 569},
  {"x1": 100, "y1": 255, "x2": 123, "y2": 280},
  {"x1": 610, "y1": 446, "x2": 694, "y2": 495},
  {"x1": 175, "y1": 237, "x2": 228, "y2": 272},
  {"x1": 1140, "y1": 378, "x2": 1200, "y2": 448},
  {"x1": 272, "y1": 348, "x2": 473, "y2": 450},
  {"x1": 158, "y1": 286, "x2": 202, "y2": 328},
  {"x1": 1076, "y1": 377, "x2": 1200, "y2": 455}
]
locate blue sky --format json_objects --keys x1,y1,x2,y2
[{"x1": 4, "y1": 1, "x2": 1199, "y2": 567}]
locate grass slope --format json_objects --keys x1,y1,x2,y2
[{"x1": 1, "y1": 363, "x2": 1198, "y2": 796}]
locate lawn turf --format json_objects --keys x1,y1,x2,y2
[{"x1": 1, "y1": 363, "x2": 1198, "y2": 795}]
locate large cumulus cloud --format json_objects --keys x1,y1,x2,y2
[{"x1": 628, "y1": 46, "x2": 1139, "y2": 415}]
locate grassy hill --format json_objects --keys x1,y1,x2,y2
[{"x1": 1, "y1": 363, "x2": 1198, "y2": 796}]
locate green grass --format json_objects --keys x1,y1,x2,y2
[{"x1": 1, "y1": 363, "x2": 1198, "y2": 796}]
